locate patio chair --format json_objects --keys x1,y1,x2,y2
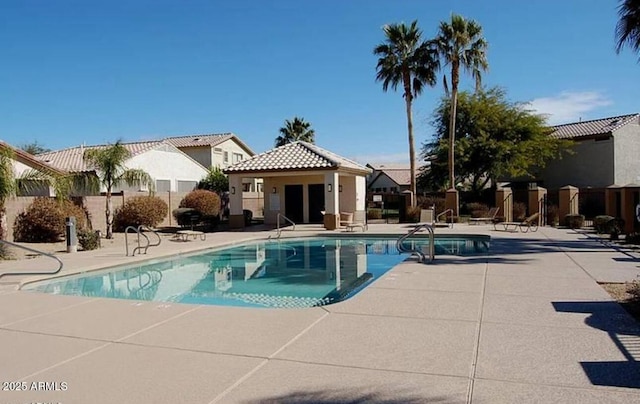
[
  {"x1": 469, "y1": 207, "x2": 500, "y2": 225},
  {"x1": 344, "y1": 210, "x2": 368, "y2": 232},
  {"x1": 339, "y1": 212, "x2": 353, "y2": 227},
  {"x1": 495, "y1": 212, "x2": 540, "y2": 233}
]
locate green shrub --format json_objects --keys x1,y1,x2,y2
[
  {"x1": 594, "y1": 215, "x2": 624, "y2": 235},
  {"x1": 564, "y1": 214, "x2": 585, "y2": 229},
  {"x1": 14, "y1": 198, "x2": 89, "y2": 242},
  {"x1": 78, "y1": 228, "x2": 100, "y2": 250},
  {"x1": 416, "y1": 196, "x2": 445, "y2": 213},
  {"x1": 513, "y1": 202, "x2": 527, "y2": 221},
  {"x1": 179, "y1": 190, "x2": 220, "y2": 218},
  {"x1": 626, "y1": 232, "x2": 640, "y2": 245},
  {"x1": 114, "y1": 196, "x2": 168, "y2": 231}
]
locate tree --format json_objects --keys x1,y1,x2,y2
[
  {"x1": 19, "y1": 141, "x2": 51, "y2": 155},
  {"x1": 0, "y1": 147, "x2": 16, "y2": 242},
  {"x1": 615, "y1": 0, "x2": 640, "y2": 59},
  {"x1": 374, "y1": 20, "x2": 439, "y2": 204},
  {"x1": 83, "y1": 141, "x2": 154, "y2": 239},
  {"x1": 198, "y1": 166, "x2": 229, "y2": 194},
  {"x1": 275, "y1": 117, "x2": 315, "y2": 146},
  {"x1": 432, "y1": 14, "x2": 488, "y2": 189},
  {"x1": 420, "y1": 87, "x2": 572, "y2": 195}
]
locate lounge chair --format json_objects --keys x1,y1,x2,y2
[
  {"x1": 494, "y1": 212, "x2": 540, "y2": 233},
  {"x1": 469, "y1": 207, "x2": 500, "y2": 225},
  {"x1": 344, "y1": 211, "x2": 367, "y2": 232},
  {"x1": 339, "y1": 212, "x2": 353, "y2": 227}
]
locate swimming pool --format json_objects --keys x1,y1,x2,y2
[{"x1": 24, "y1": 236, "x2": 489, "y2": 309}]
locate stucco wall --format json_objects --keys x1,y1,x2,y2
[
  {"x1": 263, "y1": 175, "x2": 325, "y2": 224},
  {"x1": 539, "y1": 137, "x2": 614, "y2": 189},
  {"x1": 369, "y1": 173, "x2": 401, "y2": 191},
  {"x1": 122, "y1": 146, "x2": 208, "y2": 193},
  {"x1": 613, "y1": 119, "x2": 640, "y2": 185},
  {"x1": 214, "y1": 139, "x2": 253, "y2": 169},
  {"x1": 179, "y1": 146, "x2": 213, "y2": 168}
]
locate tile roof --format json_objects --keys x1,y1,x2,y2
[
  {"x1": 0, "y1": 141, "x2": 66, "y2": 175},
  {"x1": 224, "y1": 141, "x2": 371, "y2": 174},
  {"x1": 163, "y1": 133, "x2": 234, "y2": 148},
  {"x1": 550, "y1": 113, "x2": 639, "y2": 140},
  {"x1": 37, "y1": 141, "x2": 163, "y2": 172},
  {"x1": 378, "y1": 169, "x2": 411, "y2": 186}
]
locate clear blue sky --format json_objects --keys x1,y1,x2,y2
[{"x1": 1, "y1": 0, "x2": 638, "y2": 163}]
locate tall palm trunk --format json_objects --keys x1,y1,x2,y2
[
  {"x1": 447, "y1": 60, "x2": 460, "y2": 189},
  {"x1": 105, "y1": 190, "x2": 113, "y2": 239},
  {"x1": 403, "y1": 73, "x2": 417, "y2": 206}
]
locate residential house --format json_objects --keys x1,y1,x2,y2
[
  {"x1": 1, "y1": 141, "x2": 66, "y2": 196},
  {"x1": 37, "y1": 141, "x2": 208, "y2": 193},
  {"x1": 527, "y1": 113, "x2": 640, "y2": 190},
  {"x1": 164, "y1": 133, "x2": 260, "y2": 192},
  {"x1": 367, "y1": 163, "x2": 425, "y2": 193}
]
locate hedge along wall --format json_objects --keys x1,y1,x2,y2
[{"x1": 4, "y1": 190, "x2": 264, "y2": 240}]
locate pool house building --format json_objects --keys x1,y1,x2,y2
[{"x1": 224, "y1": 141, "x2": 371, "y2": 230}]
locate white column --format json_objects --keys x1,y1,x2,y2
[
  {"x1": 229, "y1": 175, "x2": 243, "y2": 215},
  {"x1": 355, "y1": 175, "x2": 366, "y2": 211},
  {"x1": 324, "y1": 172, "x2": 339, "y2": 214}
]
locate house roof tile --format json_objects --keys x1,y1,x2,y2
[
  {"x1": 37, "y1": 141, "x2": 164, "y2": 172},
  {"x1": 550, "y1": 113, "x2": 639, "y2": 139},
  {"x1": 0, "y1": 141, "x2": 66, "y2": 175},
  {"x1": 163, "y1": 133, "x2": 234, "y2": 148},
  {"x1": 224, "y1": 141, "x2": 371, "y2": 174}
]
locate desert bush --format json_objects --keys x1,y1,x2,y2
[
  {"x1": 114, "y1": 196, "x2": 168, "y2": 231},
  {"x1": 14, "y1": 198, "x2": 89, "y2": 242},
  {"x1": 78, "y1": 228, "x2": 100, "y2": 250},
  {"x1": 406, "y1": 206, "x2": 421, "y2": 223},
  {"x1": 416, "y1": 196, "x2": 445, "y2": 213},
  {"x1": 546, "y1": 205, "x2": 559, "y2": 226},
  {"x1": 513, "y1": 202, "x2": 527, "y2": 221},
  {"x1": 367, "y1": 208, "x2": 382, "y2": 220},
  {"x1": 179, "y1": 190, "x2": 220, "y2": 218},
  {"x1": 629, "y1": 277, "x2": 640, "y2": 301},
  {"x1": 564, "y1": 214, "x2": 585, "y2": 229},
  {"x1": 466, "y1": 202, "x2": 489, "y2": 218}
]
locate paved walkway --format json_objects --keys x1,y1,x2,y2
[{"x1": 1, "y1": 224, "x2": 639, "y2": 403}]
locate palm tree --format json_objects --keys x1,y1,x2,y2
[
  {"x1": 616, "y1": 0, "x2": 640, "y2": 58},
  {"x1": 275, "y1": 117, "x2": 315, "y2": 146},
  {"x1": 0, "y1": 147, "x2": 16, "y2": 241},
  {"x1": 433, "y1": 14, "x2": 488, "y2": 189},
  {"x1": 374, "y1": 21, "x2": 439, "y2": 204},
  {"x1": 83, "y1": 141, "x2": 154, "y2": 239}
]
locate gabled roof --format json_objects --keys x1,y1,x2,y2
[
  {"x1": 164, "y1": 132, "x2": 255, "y2": 155},
  {"x1": 549, "y1": 113, "x2": 639, "y2": 140},
  {"x1": 370, "y1": 170, "x2": 411, "y2": 187},
  {"x1": 37, "y1": 141, "x2": 168, "y2": 172},
  {"x1": 0, "y1": 141, "x2": 66, "y2": 176},
  {"x1": 224, "y1": 141, "x2": 371, "y2": 175}
]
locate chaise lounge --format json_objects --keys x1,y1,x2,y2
[
  {"x1": 469, "y1": 207, "x2": 500, "y2": 225},
  {"x1": 494, "y1": 212, "x2": 540, "y2": 233}
]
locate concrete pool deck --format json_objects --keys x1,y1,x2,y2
[{"x1": 1, "y1": 224, "x2": 640, "y2": 403}]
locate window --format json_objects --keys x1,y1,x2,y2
[
  {"x1": 233, "y1": 153, "x2": 243, "y2": 163},
  {"x1": 257, "y1": 183, "x2": 263, "y2": 192},
  {"x1": 213, "y1": 147, "x2": 222, "y2": 153},
  {"x1": 156, "y1": 179, "x2": 171, "y2": 192},
  {"x1": 243, "y1": 183, "x2": 251, "y2": 192},
  {"x1": 177, "y1": 180, "x2": 197, "y2": 192},
  {"x1": 224, "y1": 151, "x2": 229, "y2": 163}
]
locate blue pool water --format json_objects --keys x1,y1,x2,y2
[{"x1": 24, "y1": 236, "x2": 489, "y2": 308}]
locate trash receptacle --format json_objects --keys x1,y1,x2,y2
[{"x1": 65, "y1": 216, "x2": 77, "y2": 253}]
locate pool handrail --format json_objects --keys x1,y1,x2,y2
[
  {"x1": 270, "y1": 213, "x2": 296, "y2": 239},
  {"x1": 138, "y1": 225, "x2": 161, "y2": 248},
  {"x1": 0, "y1": 239, "x2": 64, "y2": 279},
  {"x1": 124, "y1": 225, "x2": 160, "y2": 256},
  {"x1": 436, "y1": 209, "x2": 454, "y2": 228},
  {"x1": 396, "y1": 223, "x2": 435, "y2": 263}
]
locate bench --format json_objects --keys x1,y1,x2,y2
[{"x1": 175, "y1": 230, "x2": 206, "y2": 241}]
